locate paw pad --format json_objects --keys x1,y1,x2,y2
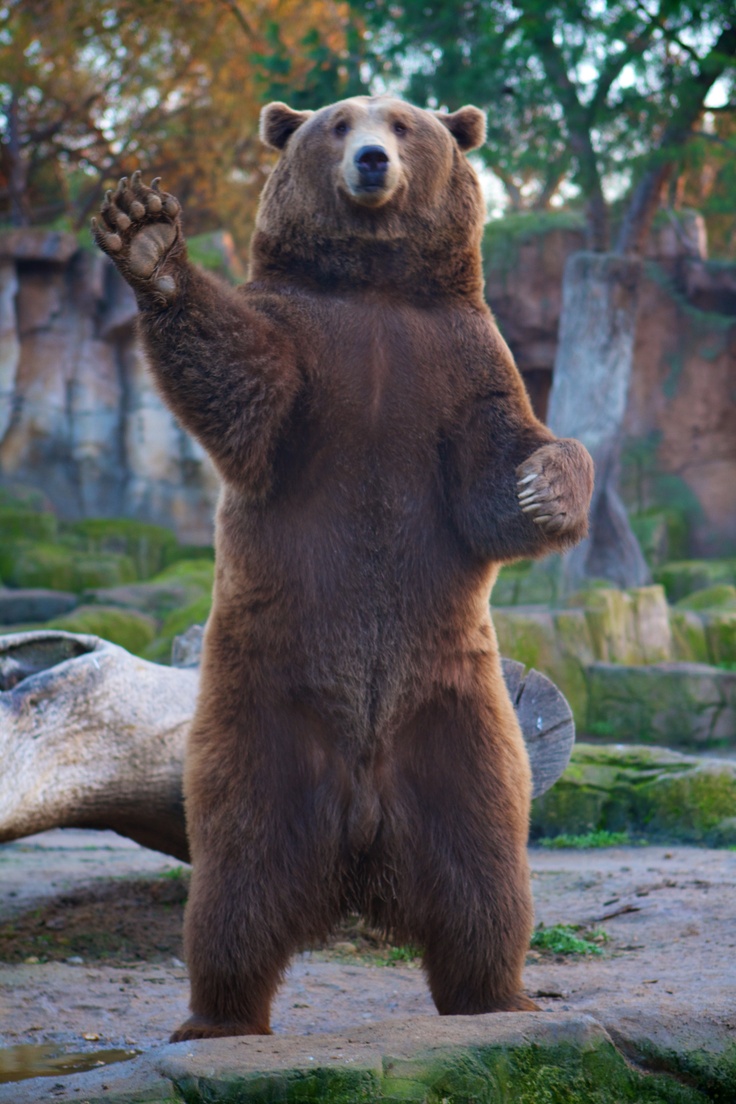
[{"x1": 92, "y1": 174, "x2": 182, "y2": 296}]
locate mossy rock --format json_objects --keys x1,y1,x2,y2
[
  {"x1": 82, "y1": 580, "x2": 205, "y2": 618},
  {"x1": 148, "y1": 558, "x2": 215, "y2": 591},
  {"x1": 143, "y1": 594, "x2": 212, "y2": 663},
  {"x1": 65, "y1": 518, "x2": 180, "y2": 580},
  {"x1": 45, "y1": 605, "x2": 157, "y2": 656},
  {"x1": 669, "y1": 610, "x2": 710, "y2": 664},
  {"x1": 570, "y1": 587, "x2": 672, "y2": 665},
  {"x1": 0, "y1": 542, "x2": 138, "y2": 593},
  {"x1": 0, "y1": 506, "x2": 57, "y2": 543},
  {"x1": 155, "y1": 1021, "x2": 712, "y2": 1104},
  {"x1": 532, "y1": 742, "x2": 736, "y2": 845},
  {"x1": 585, "y1": 661, "x2": 736, "y2": 747},
  {"x1": 676, "y1": 584, "x2": 736, "y2": 611},
  {"x1": 702, "y1": 611, "x2": 736, "y2": 666},
  {"x1": 654, "y1": 559, "x2": 736, "y2": 602}
]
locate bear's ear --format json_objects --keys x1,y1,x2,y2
[
  {"x1": 434, "y1": 106, "x2": 487, "y2": 152},
  {"x1": 259, "y1": 102, "x2": 313, "y2": 151}
]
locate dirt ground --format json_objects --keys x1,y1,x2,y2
[{"x1": 0, "y1": 828, "x2": 734, "y2": 1081}]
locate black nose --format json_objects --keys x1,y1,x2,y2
[{"x1": 355, "y1": 145, "x2": 389, "y2": 183}]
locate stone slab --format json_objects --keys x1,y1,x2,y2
[
  {"x1": 1, "y1": 832, "x2": 734, "y2": 1101},
  {"x1": 0, "y1": 588, "x2": 77, "y2": 625},
  {"x1": 585, "y1": 661, "x2": 736, "y2": 747},
  {"x1": 0, "y1": 1013, "x2": 712, "y2": 1103}
]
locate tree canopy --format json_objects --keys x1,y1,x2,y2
[
  {"x1": 0, "y1": 0, "x2": 364, "y2": 248},
  {"x1": 1, "y1": 0, "x2": 735, "y2": 257},
  {"x1": 359, "y1": 0, "x2": 736, "y2": 253}
]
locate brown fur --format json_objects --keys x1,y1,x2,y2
[{"x1": 93, "y1": 96, "x2": 593, "y2": 1041}]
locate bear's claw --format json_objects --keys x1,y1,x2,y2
[
  {"x1": 92, "y1": 174, "x2": 183, "y2": 300},
  {"x1": 515, "y1": 440, "x2": 591, "y2": 538}
]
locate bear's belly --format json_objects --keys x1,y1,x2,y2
[{"x1": 211, "y1": 481, "x2": 497, "y2": 743}]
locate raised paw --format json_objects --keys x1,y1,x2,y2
[
  {"x1": 91, "y1": 171, "x2": 183, "y2": 300},
  {"x1": 516, "y1": 439, "x2": 594, "y2": 541}
]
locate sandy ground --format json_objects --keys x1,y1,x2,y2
[{"x1": 0, "y1": 828, "x2": 734, "y2": 1079}]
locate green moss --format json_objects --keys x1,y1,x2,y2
[
  {"x1": 65, "y1": 518, "x2": 179, "y2": 580},
  {"x1": 703, "y1": 612, "x2": 736, "y2": 666},
  {"x1": 676, "y1": 585, "x2": 736, "y2": 611},
  {"x1": 638, "y1": 767, "x2": 736, "y2": 840},
  {"x1": 148, "y1": 558, "x2": 215, "y2": 590},
  {"x1": 45, "y1": 605, "x2": 156, "y2": 656},
  {"x1": 530, "y1": 924, "x2": 604, "y2": 956},
  {"x1": 532, "y1": 743, "x2": 736, "y2": 845},
  {"x1": 655, "y1": 559, "x2": 736, "y2": 602},
  {"x1": 670, "y1": 610, "x2": 710, "y2": 663},
  {"x1": 175, "y1": 1038, "x2": 711, "y2": 1103},
  {"x1": 0, "y1": 506, "x2": 57, "y2": 543},
  {"x1": 538, "y1": 830, "x2": 631, "y2": 849},
  {"x1": 625, "y1": 1038, "x2": 736, "y2": 1103},
  {"x1": 0, "y1": 540, "x2": 138, "y2": 592}
]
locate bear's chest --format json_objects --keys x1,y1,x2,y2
[{"x1": 306, "y1": 298, "x2": 465, "y2": 449}]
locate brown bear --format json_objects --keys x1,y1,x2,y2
[{"x1": 93, "y1": 95, "x2": 593, "y2": 1041}]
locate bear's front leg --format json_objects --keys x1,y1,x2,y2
[
  {"x1": 516, "y1": 438, "x2": 594, "y2": 546},
  {"x1": 92, "y1": 172, "x2": 185, "y2": 304}
]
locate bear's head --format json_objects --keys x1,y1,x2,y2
[{"x1": 250, "y1": 96, "x2": 487, "y2": 301}]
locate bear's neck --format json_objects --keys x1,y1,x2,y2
[{"x1": 248, "y1": 229, "x2": 486, "y2": 305}]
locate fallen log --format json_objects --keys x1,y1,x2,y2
[{"x1": 0, "y1": 631, "x2": 574, "y2": 862}]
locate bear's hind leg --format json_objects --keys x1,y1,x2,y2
[
  {"x1": 388, "y1": 688, "x2": 539, "y2": 1016},
  {"x1": 171, "y1": 701, "x2": 345, "y2": 1041},
  {"x1": 171, "y1": 859, "x2": 294, "y2": 1041}
]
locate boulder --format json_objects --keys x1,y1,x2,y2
[
  {"x1": 585, "y1": 661, "x2": 736, "y2": 747},
  {"x1": 532, "y1": 742, "x2": 736, "y2": 844},
  {"x1": 574, "y1": 586, "x2": 672, "y2": 665},
  {"x1": 0, "y1": 588, "x2": 77, "y2": 625},
  {"x1": 669, "y1": 609, "x2": 710, "y2": 664}
]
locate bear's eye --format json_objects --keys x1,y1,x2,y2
[
  {"x1": 393, "y1": 121, "x2": 408, "y2": 136},
  {"x1": 334, "y1": 121, "x2": 349, "y2": 137}
]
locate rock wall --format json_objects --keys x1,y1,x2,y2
[
  {"x1": 485, "y1": 218, "x2": 736, "y2": 557},
  {"x1": 0, "y1": 230, "x2": 218, "y2": 544}
]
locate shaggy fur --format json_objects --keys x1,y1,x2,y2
[{"x1": 93, "y1": 95, "x2": 594, "y2": 1041}]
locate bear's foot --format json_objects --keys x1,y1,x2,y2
[
  {"x1": 516, "y1": 439, "x2": 594, "y2": 539},
  {"x1": 92, "y1": 172, "x2": 183, "y2": 301},
  {"x1": 437, "y1": 992, "x2": 541, "y2": 1015},
  {"x1": 170, "y1": 1014, "x2": 273, "y2": 1042},
  {"x1": 487, "y1": 992, "x2": 541, "y2": 1012}
]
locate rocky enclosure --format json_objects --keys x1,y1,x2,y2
[{"x1": 0, "y1": 230, "x2": 219, "y2": 544}]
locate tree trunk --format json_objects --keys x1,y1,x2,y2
[
  {"x1": 0, "y1": 631, "x2": 575, "y2": 861},
  {"x1": 545, "y1": 251, "x2": 649, "y2": 593},
  {"x1": 7, "y1": 92, "x2": 30, "y2": 228},
  {"x1": 0, "y1": 631, "x2": 196, "y2": 861}
]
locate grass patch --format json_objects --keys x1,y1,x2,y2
[
  {"x1": 538, "y1": 830, "x2": 632, "y2": 849},
  {"x1": 383, "y1": 944, "x2": 421, "y2": 966},
  {"x1": 530, "y1": 924, "x2": 606, "y2": 957}
]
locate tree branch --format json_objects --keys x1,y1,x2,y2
[{"x1": 616, "y1": 21, "x2": 736, "y2": 255}]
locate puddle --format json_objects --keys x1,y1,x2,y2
[{"x1": 0, "y1": 1043, "x2": 138, "y2": 1083}]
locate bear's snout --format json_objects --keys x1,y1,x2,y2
[
  {"x1": 340, "y1": 124, "x2": 401, "y2": 207},
  {"x1": 355, "y1": 145, "x2": 389, "y2": 189}
]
